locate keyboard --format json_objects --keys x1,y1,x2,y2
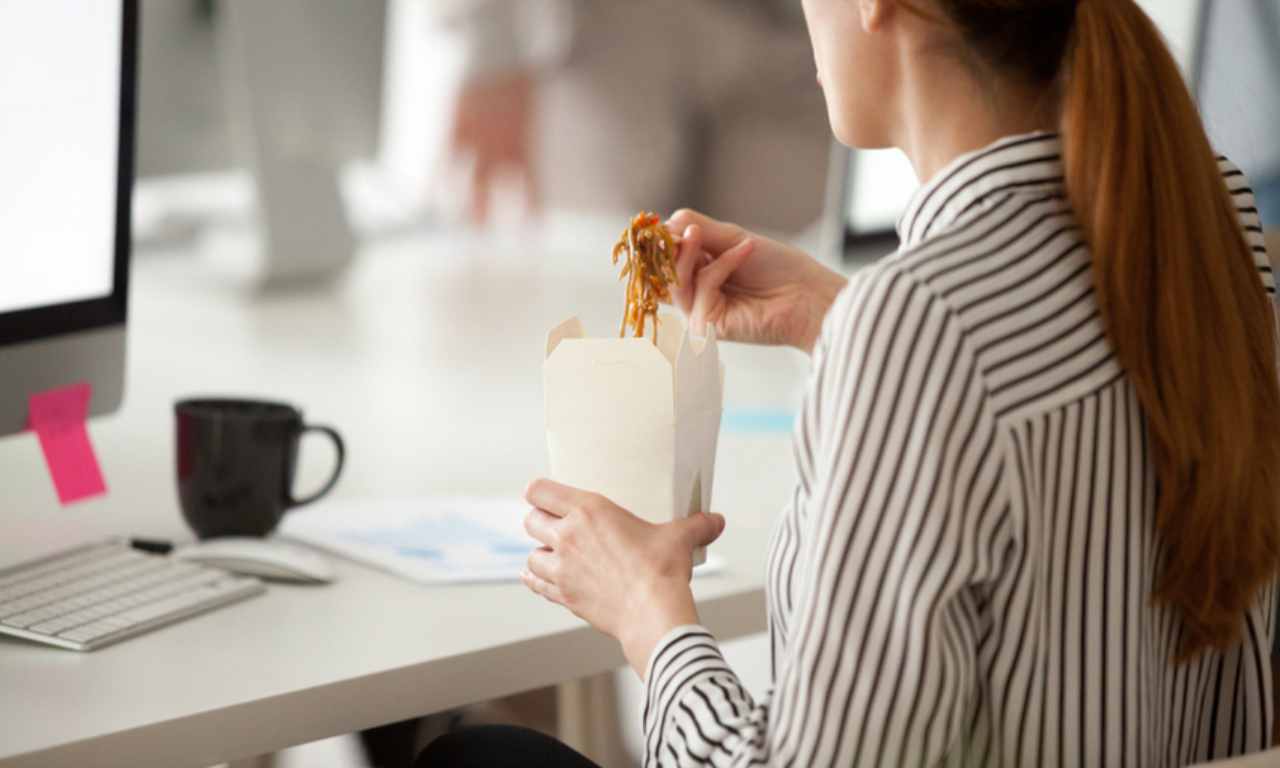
[{"x1": 0, "y1": 539, "x2": 265, "y2": 651}]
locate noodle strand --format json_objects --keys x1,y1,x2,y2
[{"x1": 612, "y1": 211, "x2": 679, "y2": 343}]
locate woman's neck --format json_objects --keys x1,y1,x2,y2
[{"x1": 894, "y1": 55, "x2": 1059, "y2": 184}]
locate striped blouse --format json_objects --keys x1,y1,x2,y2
[{"x1": 642, "y1": 132, "x2": 1277, "y2": 767}]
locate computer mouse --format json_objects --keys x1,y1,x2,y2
[{"x1": 174, "y1": 537, "x2": 336, "y2": 584}]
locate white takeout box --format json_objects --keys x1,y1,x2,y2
[{"x1": 544, "y1": 314, "x2": 724, "y2": 564}]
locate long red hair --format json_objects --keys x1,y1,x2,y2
[{"x1": 932, "y1": 0, "x2": 1280, "y2": 658}]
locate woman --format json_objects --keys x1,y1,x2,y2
[{"x1": 420, "y1": 0, "x2": 1279, "y2": 765}]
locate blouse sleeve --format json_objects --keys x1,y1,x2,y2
[
  {"x1": 642, "y1": 262, "x2": 1012, "y2": 766},
  {"x1": 1216, "y1": 155, "x2": 1274, "y2": 296}
]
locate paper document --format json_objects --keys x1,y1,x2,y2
[{"x1": 281, "y1": 496, "x2": 723, "y2": 585}]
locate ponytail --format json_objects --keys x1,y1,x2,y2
[
  {"x1": 1060, "y1": 0, "x2": 1280, "y2": 658},
  {"x1": 931, "y1": 0, "x2": 1280, "y2": 659}
]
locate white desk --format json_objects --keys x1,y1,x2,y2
[{"x1": 0, "y1": 217, "x2": 808, "y2": 767}]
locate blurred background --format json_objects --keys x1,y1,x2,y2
[
  {"x1": 130, "y1": 0, "x2": 1280, "y2": 281},
  {"x1": 131, "y1": 0, "x2": 835, "y2": 287},
  {"x1": 16, "y1": 1, "x2": 1280, "y2": 766}
]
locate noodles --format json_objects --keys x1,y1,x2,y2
[{"x1": 612, "y1": 211, "x2": 679, "y2": 342}]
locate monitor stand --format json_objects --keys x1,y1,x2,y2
[{"x1": 213, "y1": 0, "x2": 355, "y2": 291}]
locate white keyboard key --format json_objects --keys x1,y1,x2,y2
[
  {"x1": 29, "y1": 610, "x2": 98, "y2": 635},
  {"x1": 117, "y1": 581, "x2": 240, "y2": 624},
  {"x1": 0, "y1": 558, "x2": 163, "y2": 617},
  {"x1": 0, "y1": 543, "x2": 120, "y2": 592},
  {"x1": 0, "y1": 550, "x2": 144, "y2": 602},
  {"x1": 4, "y1": 607, "x2": 58, "y2": 629},
  {"x1": 61, "y1": 620, "x2": 126, "y2": 643}
]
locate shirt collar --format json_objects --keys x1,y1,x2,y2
[{"x1": 896, "y1": 132, "x2": 1065, "y2": 248}]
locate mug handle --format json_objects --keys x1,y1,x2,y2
[{"x1": 287, "y1": 424, "x2": 346, "y2": 508}]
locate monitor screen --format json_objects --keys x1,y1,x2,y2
[
  {"x1": 844, "y1": 0, "x2": 1206, "y2": 239},
  {"x1": 0, "y1": 2, "x2": 122, "y2": 315}
]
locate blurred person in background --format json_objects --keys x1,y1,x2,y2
[{"x1": 430, "y1": 0, "x2": 832, "y2": 234}]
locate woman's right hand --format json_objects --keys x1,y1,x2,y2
[{"x1": 667, "y1": 209, "x2": 847, "y2": 353}]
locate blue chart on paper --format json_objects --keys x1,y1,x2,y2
[
  {"x1": 352, "y1": 515, "x2": 531, "y2": 563},
  {"x1": 282, "y1": 498, "x2": 540, "y2": 583},
  {"x1": 284, "y1": 497, "x2": 725, "y2": 584}
]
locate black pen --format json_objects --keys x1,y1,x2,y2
[{"x1": 129, "y1": 537, "x2": 174, "y2": 555}]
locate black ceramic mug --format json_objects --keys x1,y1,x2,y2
[{"x1": 175, "y1": 399, "x2": 345, "y2": 539}]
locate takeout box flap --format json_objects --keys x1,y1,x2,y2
[
  {"x1": 546, "y1": 316, "x2": 585, "y2": 359},
  {"x1": 675, "y1": 322, "x2": 722, "y2": 409},
  {"x1": 673, "y1": 321, "x2": 721, "y2": 537}
]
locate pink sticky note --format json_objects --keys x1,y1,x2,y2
[{"x1": 28, "y1": 383, "x2": 107, "y2": 505}]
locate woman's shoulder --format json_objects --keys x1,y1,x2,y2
[
  {"x1": 817, "y1": 257, "x2": 969, "y2": 370},
  {"x1": 811, "y1": 256, "x2": 1004, "y2": 448}
]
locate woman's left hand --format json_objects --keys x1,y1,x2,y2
[{"x1": 522, "y1": 478, "x2": 726, "y2": 677}]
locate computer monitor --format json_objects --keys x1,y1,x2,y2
[
  {"x1": 828, "y1": 0, "x2": 1207, "y2": 257},
  {"x1": 0, "y1": 0, "x2": 136, "y2": 437}
]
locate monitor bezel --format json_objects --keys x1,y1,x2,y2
[{"x1": 0, "y1": 0, "x2": 136, "y2": 346}]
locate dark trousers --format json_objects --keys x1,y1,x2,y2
[
  {"x1": 360, "y1": 718, "x2": 431, "y2": 768},
  {"x1": 415, "y1": 725, "x2": 601, "y2": 768}
]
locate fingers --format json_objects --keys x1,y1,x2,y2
[
  {"x1": 692, "y1": 238, "x2": 755, "y2": 333},
  {"x1": 521, "y1": 567, "x2": 566, "y2": 606},
  {"x1": 524, "y1": 507, "x2": 562, "y2": 548},
  {"x1": 524, "y1": 478, "x2": 589, "y2": 518},
  {"x1": 527, "y1": 546, "x2": 558, "y2": 584},
  {"x1": 667, "y1": 209, "x2": 749, "y2": 254},
  {"x1": 672, "y1": 225, "x2": 701, "y2": 315},
  {"x1": 676, "y1": 512, "x2": 727, "y2": 548}
]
